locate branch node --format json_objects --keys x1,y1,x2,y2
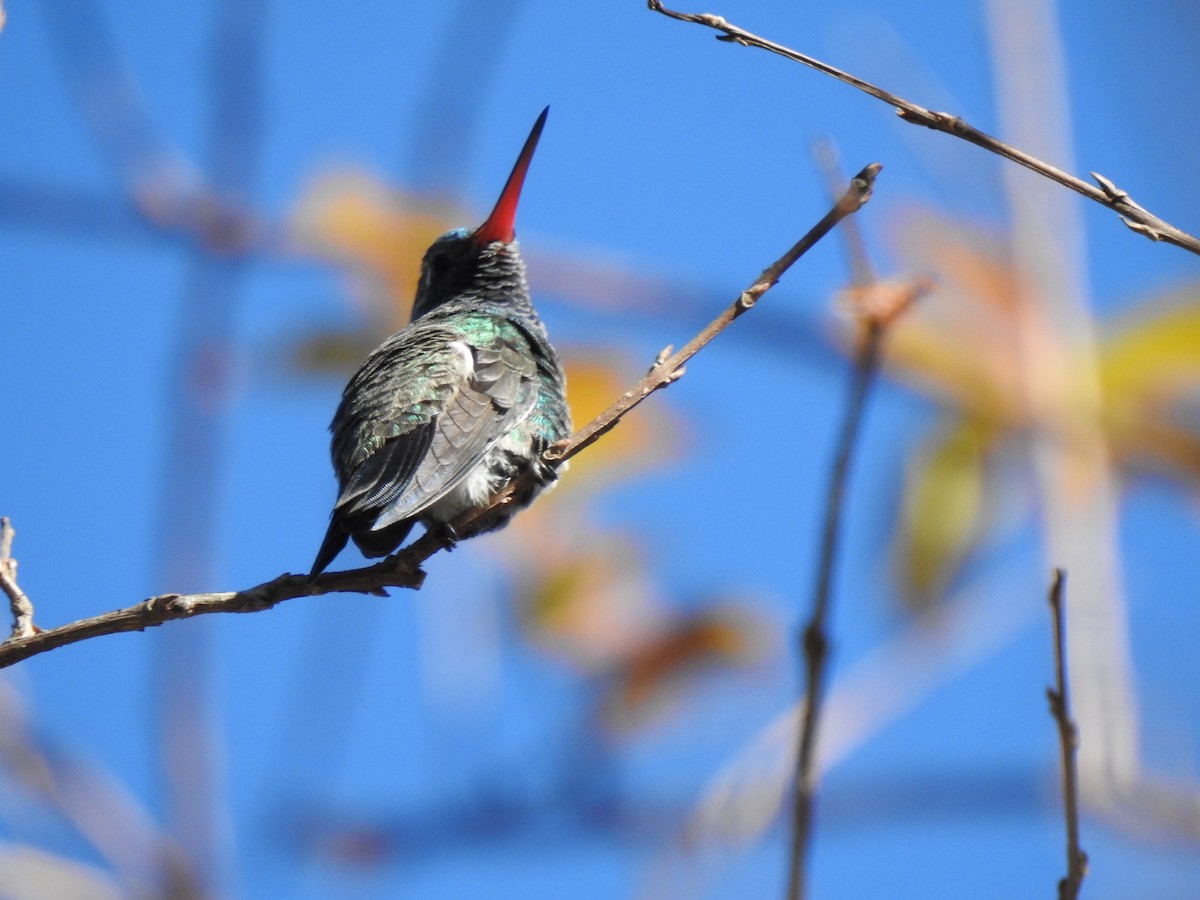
[
  {"x1": 146, "y1": 593, "x2": 180, "y2": 613},
  {"x1": 838, "y1": 274, "x2": 930, "y2": 330},
  {"x1": 173, "y1": 596, "x2": 197, "y2": 615},
  {"x1": 801, "y1": 620, "x2": 827, "y2": 666},
  {"x1": 648, "y1": 345, "x2": 675, "y2": 374},
  {"x1": 1090, "y1": 171, "x2": 1127, "y2": 201},
  {"x1": 1120, "y1": 217, "x2": 1162, "y2": 240},
  {"x1": 542, "y1": 439, "x2": 570, "y2": 464}
]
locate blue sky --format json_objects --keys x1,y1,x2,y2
[{"x1": 2, "y1": 1, "x2": 1200, "y2": 898}]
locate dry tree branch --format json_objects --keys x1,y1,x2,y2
[
  {"x1": 646, "y1": 1, "x2": 1200, "y2": 256},
  {"x1": 0, "y1": 164, "x2": 882, "y2": 672},
  {"x1": 1, "y1": 518, "x2": 36, "y2": 640},
  {"x1": 786, "y1": 276, "x2": 925, "y2": 900},
  {"x1": 787, "y1": 319, "x2": 884, "y2": 900},
  {"x1": 785, "y1": 145, "x2": 925, "y2": 900},
  {"x1": 543, "y1": 163, "x2": 881, "y2": 466},
  {"x1": 1047, "y1": 569, "x2": 1088, "y2": 900}
]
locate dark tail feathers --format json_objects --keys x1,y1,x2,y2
[
  {"x1": 309, "y1": 516, "x2": 415, "y2": 581},
  {"x1": 308, "y1": 518, "x2": 349, "y2": 581},
  {"x1": 352, "y1": 519, "x2": 414, "y2": 558}
]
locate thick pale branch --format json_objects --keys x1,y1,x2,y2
[
  {"x1": 647, "y1": 1, "x2": 1200, "y2": 256},
  {"x1": 1, "y1": 518, "x2": 35, "y2": 639},
  {"x1": 0, "y1": 164, "x2": 881, "y2": 670},
  {"x1": 1047, "y1": 569, "x2": 1088, "y2": 900}
]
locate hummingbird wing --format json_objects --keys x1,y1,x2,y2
[{"x1": 329, "y1": 321, "x2": 539, "y2": 533}]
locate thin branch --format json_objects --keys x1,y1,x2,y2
[
  {"x1": 811, "y1": 138, "x2": 876, "y2": 288},
  {"x1": 783, "y1": 152, "x2": 924, "y2": 897},
  {"x1": 1047, "y1": 569, "x2": 1088, "y2": 900},
  {"x1": 786, "y1": 274, "x2": 923, "y2": 899},
  {"x1": 786, "y1": 324, "x2": 885, "y2": 900},
  {"x1": 646, "y1": 1, "x2": 1200, "y2": 256},
  {"x1": 0, "y1": 164, "x2": 883, "y2": 671},
  {"x1": 0, "y1": 518, "x2": 35, "y2": 640},
  {"x1": 542, "y1": 164, "x2": 882, "y2": 468}
]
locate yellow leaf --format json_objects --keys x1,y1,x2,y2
[
  {"x1": 290, "y1": 169, "x2": 459, "y2": 326},
  {"x1": 895, "y1": 417, "x2": 993, "y2": 608},
  {"x1": 1100, "y1": 288, "x2": 1200, "y2": 407},
  {"x1": 1097, "y1": 288, "x2": 1200, "y2": 484}
]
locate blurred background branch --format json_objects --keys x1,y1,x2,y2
[{"x1": 787, "y1": 279, "x2": 924, "y2": 897}]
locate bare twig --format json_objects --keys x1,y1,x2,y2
[
  {"x1": 787, "y1": 323, "x2": 885, "y2": 900},
  {"x1": 0, "y1": 518, "x2": 35, "y2": 639},
  {"x1": 0, "y1": 165, "x2": 882, "y2": 671},
  {"x1": 646, "y1": 1, "x2": 1200, "y2": 256},
  {"x1": 541, "y1": 163, "x2": 881, "y2": 468},
  {"x1": 811, "y1": 139, "x2": 876, "y2": 288},
  {"x1": 783, "y1": 154, "x2": 923, "y2": 897},
  {"x1": 1047, "y1": 569, "x2": 1088, "y2": 900},
  {"x1": 785, "y1": 277, "x2": 924, "y2": 899}
]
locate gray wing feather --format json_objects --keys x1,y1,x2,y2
[
  {"x1": 331, "y1": 325, "x2": 538, "y2": 531},
  {"x1": 372, "y1": 356, "x2": 537, "y2": 528}
]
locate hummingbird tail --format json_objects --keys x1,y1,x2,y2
[{"x1": 308, "y1": 518, "x2": 350, "y2": 581}]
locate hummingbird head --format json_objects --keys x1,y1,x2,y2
[{"x1": 411, "y1": 108, "x2": 549, "y2": 322}]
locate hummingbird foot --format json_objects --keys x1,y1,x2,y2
[
  {"x1": 530, "y1": 455, "x2": 560, "y2": 486},
  {"x1": 430, "y1": 521, "x2": 460, "y2": 552}
]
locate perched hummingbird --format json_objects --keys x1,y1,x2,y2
[{"x1": 309, "y1": 107, "x2": 570, "y2": 579}]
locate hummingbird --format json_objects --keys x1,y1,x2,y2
[{"x1": 309, "y1": 107, "x2": 570, "y2": 579}]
